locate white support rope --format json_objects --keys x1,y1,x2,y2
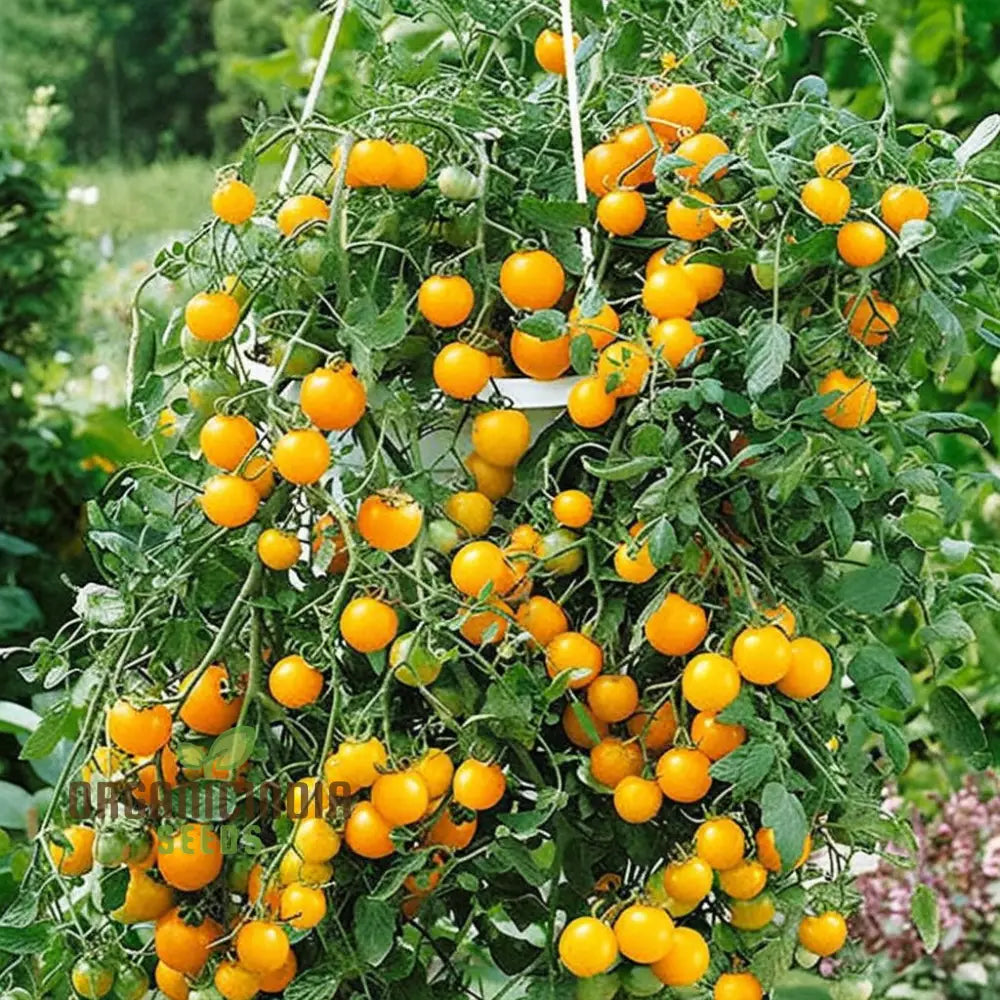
[
  {"x1": 559, "y1": 0, "x2": 595, "y2": 273},
  {"x1": 278, "y1": 0, "x2": 352, "y2": 194}
]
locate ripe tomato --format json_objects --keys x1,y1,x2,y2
[
  {"x1": 71, "y1": 958, "x2": 114, "y2": 1000},
  {"x1": 715, "y1": 971, "x2": 764, "y2": 1000},
  {"x1": 268, "y1": 654, "x2": 323, "y2": 708},
  {"x1": 844, "y1": 292, "x2": 897, "y2": 347},
  {"x1": 547, "y1": 631, "x2": 603, "y2": 688},
  {"x1": 590, "y1": 737, "x2": 643, "y2": 787},
  {"x1": 278, "y1": 848, "x2": 332, "y2": 887},
  {"x1": 185, "y1": 291, "x2": 239, "y2": 342},
  {"x1": 418, "y1": 275, "x2": 475, "y2": 328},
  {"x1": 587, "y1": 675, "x2": 639, "y2": 723},
  {"x1": 133, "y1": 745, "x2": 180, "y2": 805},
  {"x1": 155, "y1": 907, "x2": 223, "y2": 975},
  {"x1": 558, "y1": 917, "x2": 619, "y2": 978},
  {"x1": 180, "y1": 663, "x2": 243, "y2": 735},
  {"x1": 552, "y1": 489, "x2": 593, "y2": 528},
  {"x1": 818, "y1": 369, "x2": 877, "y2": 429},
  {"x1": 199, "y1": 415, "x2": 256, "y2": 472},
  {"x1": 279, "y1": 881, "x2": 327, "y2": 930},
  {"x1": 613, "y1": 775, "x2": 663, "y2": 824},
  {"x1": 814, "y1": 143, "x2": 853, "y2": 179},
  {"x1": 516, "y1": 595, "x2": 569, "y2": 647},
  {"x1": 643, "y1": 264, "x2": 699, "y2": 321},
  {"x1": 801, "y1": 176, "x2": 851, "y2": 225},
  {"x1": 212, "y1": 178, "x2": 256, "y2": 224},
  {"x1": 691, "y1": 711, "x2": 746, "y2": 760},
  {"x1": 614, "y1": 904, "x2": 674, "y2": 963},
  {"x1": 695, "y1": 817, "x2": 746, "y2": 870},
  {"x1": 798, "y1": 911, "x2": 848, "y2": 956},
  {"x1": 242, "y1": 456, "x2": 275, "y2": 498},
  {"x1": 562, "y1": 702, "x2": 609, "y2": 748},
  {"x1": 236, "y1": 920, "x2": 290, "y2": 974},
  {"x1": 666, "y1": 190, "x2": 717, "y2": 241},
  {"x1": 415, "y1": 749, "x2": 454, "y2": 798},
  {"x1": 49, "y1": 825, "x2": 95, "y2": 877},
  {"x1": 300, "y1": 365, "x2": 367, "y2": 431},
  {"x1": 111, "y1": 866, "x2": 175, "y2": 923},
  {"x1": 644, "y1": 593, "x2": 708, "y2": 657},
  {"x1": 584, "y1": 142, "x2": 633, "y2": 197},
  {"x1": 510, "y1": 329, "x2": 571, "y2": 380},
  {"x1": 646, "y1": 84, "x2": 707, "y2": 142},
  {"x1": 460, "y1": 598, "x2": 512, "y2": 644},
  {"x1": 568, "y1": 375, "x2": 616, "y2": 428},
  {"x1": 371, "y1": 769, "x2": 430, "y2": 826},
  {"x1": 718, "y1": 859, "x2": 768, "y2": 901},
  {"x1": 756, "y1": 827, "x2": 812, "y2": 872},
  {"x1": 626, "y1": 702, "x2": 677, "y2": 750},
  {"x1": 649, "y1": 317, "x2": 704, "y2": 369},
  {"x1": 880, "y1": 183, "x2": 929, "y2": 233},
  {"x1": 728, "y1": 896, "x2": 775, "y2": 931},
  {"x1": 257, "y1": 952, "x2": 297, "y2": 994},
  {"x1": 348, "y1": 138, "x2": 397, "y2": 186},
  {"x1": 650, "y1": 926, "x2": 709, "y2": 987},
  {"x1": 155, "y1": 962, "x2": 190, "y2": 1000},
  {"x1": 424, "y1": 807, "x2": 477, "y2": 850},
  {"x1": 597, "y1": 341, "x2": 650, "y2": 397},
  {"x1": 107, "y1": 701, "x2": 172, "y2": 756},
  {"x1": 387, "y1": 143, "x2": 428, "y2": 191},
  {"x1": 683, "y1": 652, "x2": 741, "y2": 712},
  {"x1": 324, "y1": 737, "x2": 387, "y2": 793},
  {"x1": 679, "y1": 252, "x2": 725, "y2": 302},
  {"x1": 763, "y1": 602, "x2": 796, "y2": 636},
  {"x1": 471, "y1": 409, "x2": 531, "y2": 467},
  {"x1": 732, "y1": 625, "x2": 792, "y2": 684},
  {"x1": 597, "y1": 190, "x2": 647, "y2": 236},
  {"x1": 663, "y1": 856, "x2": 713, "y2": 903},
  {"x1": 656, "y1": 747, "x2": 712, "y2": 803},
  {"x1": 277, "y1": 194, "x2": 329, "y2": 236},
  {"x1": 568, "y1": 302, "x2": 620, "y2": 350},
  {"x1": 357, "y1": 490, "x2": 423, "y2": 550},
  {"x1": 675, "y1": 133, "x2": 730, "y2": 183},
  {"x1": 499, "y1": 250, "x2": 565, "y2": 311},
  {"x1": 465, "y1": 451, "x2": 515, "y2": 500},
  {"x1": 257, "y1": 528, "x2": 300, "y2": 571},
  {"x1": 214, "y1": 961, "x2": 260, "y2": 1000},
  {"x1": 617, "y1": 123, "x2": 658, "y2": 186},
  {"x1": 272, "y1": 428, "x2": 330, "y2": 485},
  {"x1": 339, "y1": 595, "x2": 398, "y2": 652},
  {"x1": 158, "y1": 823, "x2": 223, "y2": 891},
  {"x1": 452, "y1": 759, "x2": 506, "y2": 810},
  {"x1": 450, "y1": 540, "x2": 514, "y2": 597},
  {"x1": 837, "y1": 221, "x2": 887, "y2": 267},
  {"x1": 202, "y1": 474, "x2": 260, "y2": 527},
  {"x1": 434, "y1": 343, "x2": 491, "y2": 399},
  {"x1": 534, "y1": 28, "x2": 578, "y2": 74},
  {"x1": 614, "y1": 535, "x2": 656, "y2": 583},
  {"x1": 777, "y1": 637, "x2": 833, "y2": 699}
]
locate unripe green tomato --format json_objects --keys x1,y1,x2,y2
[
  {"x1": 126, "y1": 828, "x2": 154, "y2": 865},
  {"x1": 187, "y1": 371, "x2": 241, "y2": 417},
  {"x1": 843, "y1": 539, "x2": 873, "y2": 565},
  {"x1": 751, "y1": 252, "x2": 776, "y2": 290},
  {"x1": 438, "y1": 165, "x2": 481, "y2": 202},
  {"x1": 428, "y1": 518, "x2": 462, "y2": 555},
  {"x1": 389, "y1": 632, "x2": 443, "y2": 687},
  {"x1": 181, "y1": 326, "x2": 217, "y2": 360},
  {"x1": 442, "y1": 211, "x2": 479, "y2": 248},
  {"x1": 93, "y1": 829, "x2": 131, "y2": 867},
  {"x1": 536, "y1": 529, "x2": 583, "y2": 575},
  {"x1": 112, "y1": 964, "x2": 148, "y2": 1000},
  {"x1": 795, "y1": 945, "x2": 820, "y2": 968},
  {"x1": 268, "y1": 340, "x2": 322, "y2": 377},
  {"x1": 760, "y1": 16, "x2": 786, "y2": 41},
  {"x1": 575, "y1": 972, "x2": 619, "y2": 1000},
  {"x1": 756, "y1": 202, "x2": 778, "y2": 224},
  {"x1": 295, "y1": 236, "x2": 328, "y2": 276},
  {"x1": 622, "y1": 966, "x2": 663, "y2": 997},
  {"x1": 756, "y1": 185, "x2": 779, "y2": 203}
]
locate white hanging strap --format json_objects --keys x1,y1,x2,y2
[
  {"x1": 559, "y1": 0, "x2": 594, "y2": 274},
  {"x1": 278, "y1": 0, "x2": 352, "y2": 194}
]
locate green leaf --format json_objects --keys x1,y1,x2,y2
[
  {"x1": 0, "y1": 533, "x2": 38, "y2": 557},
  {"x1": 847, "y1": 645, "x2": 914, "y2": 709},
  {"x1": 750, "y1": 931, "x2": 797, "y2": 989},
  {"x1": 207, "y1": 725, "x2": 257, "y2": 773},
  {"x1": 0, "y1": 586, "x2": 42, "y2": 636},
  {"x1": 284, "y1": 964, "x2": 344, "y2": 1000},
  {"x1": 835, "y1": 563, "x2": 902, "y2": 612},
  {"x1": 19, "y1": 706, "x2": 69, "y2": 760},
  {"x1": 760, "y1": 782, "x2": 808, "y2": 869},
  {"x1": 709, "y1": 742, "x2": 776, "y2": 799},
  {"x1": 772, "y1": 972, "x2": 833, "y2": 999},
  {"x1": 918, "y1": 608, "x2": 974, "y2": 647},
  {"x1": 647, "y1": 520, "x2": 677, "y2": 568},
  {"x1": 96, "y1": 867, "x2": 130, "y2": 913},
  {"x1": 927, "y1": 686, "x2": 990, "y2": 769},
  {"x1": 0, "y1": 702, "x2": 41, "y2": 736},
  {"x1": 897, "y1": 219, "x2": 936, "y2": 256},
  {"x1": 354, "y1": 896, "x2": 396, "y2": 965},
  {"x1": 901, "y1": 411, "x2": 989, "y2": 444},
  {"x1": 0, "y1": 922, "x2": 54, "y2": 954},
  {"x1": 366, "y1": 293, "x2": 409, "y2": 350},
  {"x1": 0, "y1": 888, "x2": 39, "y2": 928},
  {"x1": 517, "y1": 310, "x2": 566, "y2": 340},
  {"x1": 0, "y1": 783, "x2": 32, "y2": 830},
  {"x1": 517, "y1": 197, "x2": 590, "y2": 231},
  {"x1": 570, "y1": 702, "x2": 602, "y2": 747},
  {"x1": 911, "y1": 883, "x2": 940, "y2": 953},
  {"x1": 569, "y1": 333, "x2": 593, "y2": 375},
  {"x1": 746, "y1": 320, "x2": 791, "y2": 397},
  {"x1": 581, "y1": 455, "x2": 661, "y2": 481}
]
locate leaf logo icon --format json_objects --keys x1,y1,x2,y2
[{"x1": 206, "y1": 725, "x2": 256, "y2": 775}]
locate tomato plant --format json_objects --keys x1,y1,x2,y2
[{"x1": 6, "y1": 2, "x2": 1000, "y2": 999}]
